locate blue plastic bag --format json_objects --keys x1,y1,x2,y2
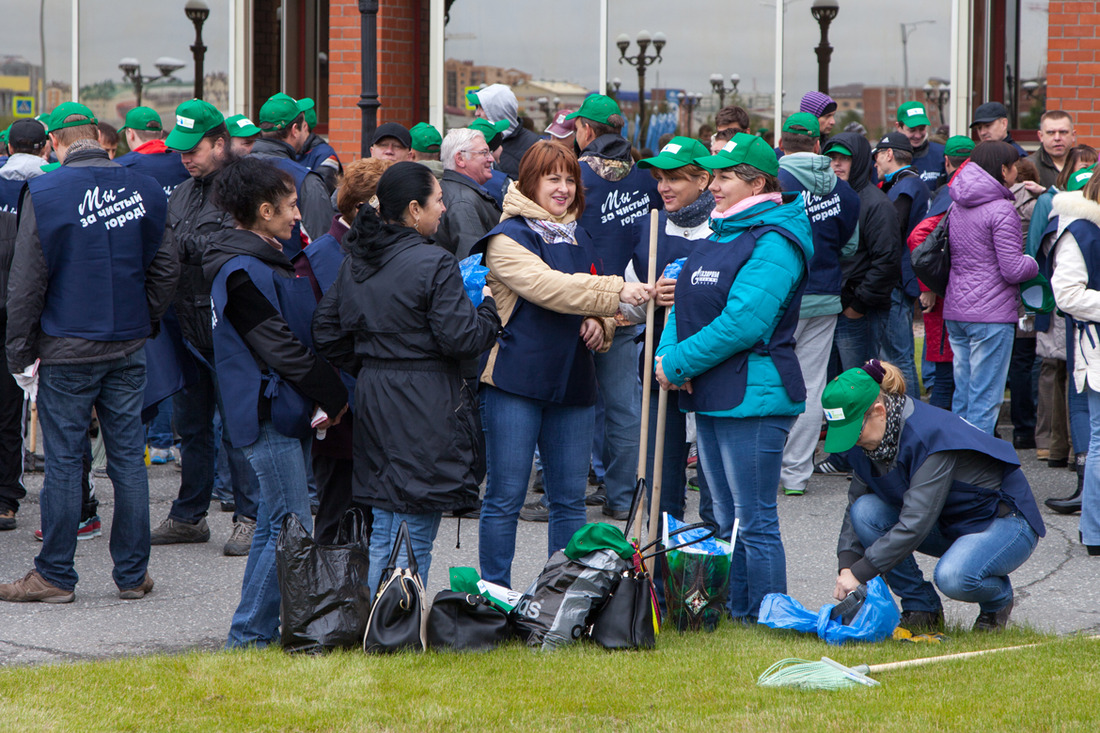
[
  {"x1": 757, "y1": 576, "x2": 900, "y2": 645},
  {"x1": 662, "y1": 257, "x2": 687, "y2": 281},
  {"x1": 459, "y1": 254, "x2": 490, "y2": 306}
]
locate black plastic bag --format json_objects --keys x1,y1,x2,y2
[
  {"x1": 276, "y1": 510, "x2": 371, "y2": 653},
  {"x1": 426, "y1": 591, "x2": 512, "y2": 651}
]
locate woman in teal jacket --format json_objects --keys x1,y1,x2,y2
[{"x1": 656, "y1": 133, "x2": 814, "y2": 620}]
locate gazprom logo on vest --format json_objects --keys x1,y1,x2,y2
[{"x1": 690, "y1": 266, "x2": 720, "y2": 286}]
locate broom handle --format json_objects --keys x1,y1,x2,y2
[
  {"x1": 867, "y1": 636, "x2": 1100, "y2": 673},
  {"x1": 630, "y1": 210, "x2": 660, "y2": 542},
  {"x1": 646, "y1": 311, "x2": 672, "y2": 543}
]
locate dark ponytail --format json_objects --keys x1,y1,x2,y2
[
  {"x1": 968, "y1": 141, "x2": 1019, "y2": 187},
  {"x1": 345, "y1": 161, "x2": 436, "y2": 259},
  {"x1": 213, "y1": 156, "x2": 295, "y2": 228}
]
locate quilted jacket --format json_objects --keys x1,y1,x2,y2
[{"x1": 942, "y1": 161, "x2": 1038, "y2": 323}]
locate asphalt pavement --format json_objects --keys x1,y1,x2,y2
[{"x1": 0, "y1": 433, "x2": 1097, "y2": 666}]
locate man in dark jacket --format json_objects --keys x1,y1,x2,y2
[
  {"x1": 1032, "y1": 110, "x2": 1076, "y2": 189},
  {"x1": 158, "y1": 99, "x2": 259, "y2": 556},
  {"x1": 251, "y1": 93, "x2": 333, "y2": 251},
  {"x1": 0, "y1": 210, "x2": 20, "y2": 530},
  {"x1": 469, "y1": 84, "x2": 540, "y2": 179},
  {"x1": 971, "y1": 101, "x2": 1027, "y2": 157},
  {"x1": 895, "y1": 102, "x2": 946, "y2": 189},
  {"x1": 571, "y1": 94, "x2": 659, "y2": 519},
  {"x1": 1, "y1": 102, "x2": 177, "y2": 603},
  {"x1": 436, "y1": 128, "x2": 502, "y2": 259},
  {"x1": 295, "y1": 97, "x2": 341, "y2": 194}
]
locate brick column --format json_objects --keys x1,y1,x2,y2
[{"x1": 1046, "y1": 1, "x2": 1100, "y2": 145}]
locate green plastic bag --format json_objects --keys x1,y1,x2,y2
[
  {"x1": 449, "y1": 567, "x2": 522, "y2": 612},
  {"x1": 658, "y1": 517, "x2": 733, "y2": 632}
]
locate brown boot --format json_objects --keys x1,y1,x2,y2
[
  {"x1": 0, "y1": 509, "x2": 15, "y2": 531},
  {"x1": 118, "y1": 573, "x2": 154, "y2": 600},
  {"x1": 0, "y1": 570, "x2": 74, "y2": 603}
]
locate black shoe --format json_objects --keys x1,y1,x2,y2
[
  {"x1": 0, "y1": 509, "x2": 15, "y2": 531},
  {"x1": 588, "y1": 467, "x2": 599, "y2": 486},
  {"x1": 1088, "y1": 545, "x2": 1100, "y2": 556},
  {"x1": 531, "y1": 470, "x2": 544, "y2": 494},
  {"x1": 219, "y1": 501, "x2": 236, "y2": 513},
  {"x1": 898, "y1": 609, "x2": 945, "y2": 632},
  {"x1": 519, "y1": 501, "x2": 548, "y2": 522},
  {"x1": 973, "y1": 600, "x2": 1013, "y2": 631},
  {"x1": 813, "y1": 457, "x2": 850, "y2": 476},
  {"x1": 601, "y1": 505, "x2": 630, "y2": 521},
  {"x1": 585, "y1": 483, "x2": 607, "y2": 506},
  {"x1": 1013, "y1": 434, "x2": 1037, "y2": 450},
  {"x1": 1046, "y1": 457, "x2": 1069, "y2": 468},
  {"x1": 1045, "y1": 488, "x2": 1082, "y2": 515}
]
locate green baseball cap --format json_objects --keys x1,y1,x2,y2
[
  {"x1": 782, "y1": 112, "x2": 820, "y2": 138},
  {"x1": 225, "y1": 114, "x2": 261, "y2": 138},
  {"x1": 944, "y1": 135, "x2": 975, "y2": 157},
  {"x1": 469, "y1": 118, "x2": 509, "y2": 150},
  {"x1": 897, "y1": 101, "x2": 931, "y2": 128},
  {"x1": 297, "y1": 97, "x2": 317, "y2": 128},
  {"x1": 1020, "y1": 273, "x2": 1055, "y2": 314},
  {"x1": 821, "y1": 368, "x2": 882, "y2": 453},
  {"x1": 466, "y1": 89, "x2": 483, "y2": 107},
  {"x1": 695, "y1": 132, "x2": 779, "y2": 176},
  {"x1": 638, "y1": 136, "x2": 711, "y2": 170},
  {"x1": 258, "y1": 93, "x2": 301, "y2": 130},
  {"x1": 1067, "y1": 164, "x2": 1095, "y2": 192},
  {"x1": 165, "y1": 99, "x2": 225, "y2": 151},
  {"x1": 0, "y1": 125, "x2": 8, "y2": 145},
  {"x1": 46, "y1": 102, "x2": 98, "y2": 133},
  {"x1": 410, "y1": 122, "x2": 442, "y2": 153},
  {"x1": 822, "y1": 139, "x2": 853, "y2": 157},
  {"x1": 41, "y1": 162, "x2": 61, "y2": 173},
  {"x1": 565, "y1": 94, "x2": 622, "y2": 125},
  {"x1": 119, "y1": 106, "x2": 163, "y2": 133}
]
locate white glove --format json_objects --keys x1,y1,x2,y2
[
  {"x1": 12, "y1": 359, "x2": 39, "y2": 402},
  {"x1": 1018, "y1": 315, "x2": 1035, "y2": 333}
]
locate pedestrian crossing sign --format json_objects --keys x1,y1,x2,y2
[{"x1": 13, "y1": 97, "x2": 35, "y2": 118}]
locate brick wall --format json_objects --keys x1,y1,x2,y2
[
  {"x1": 327, "y1": 0, "x2": 430, "y2": 163},
  {"x1": 1046, "y1": 1, "x2": 1100, "y2": 145},
  {"x1": 253, "y1": 0, "x2": 281, "y2": 116}
]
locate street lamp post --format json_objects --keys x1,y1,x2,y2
[
  {"x1": 184, "y1": 0, "x2": 209, "y2": 100},
  {"x1": 677, "y1": 91, "x2": 702, "y2": 136},
  {"x1": 617, "y1": 30, "x2": 665, "y2": 147},
  {"x1": 900, "y1": 20, "x2": 935, "y2": 101},
  {"x1": 119, "y1": 57, "x2": 185, "y2": 107},
  {"x1": 537, "y1": 96, "x2": 553, "y2": 128},
  {"x1": 709, "y1": 73, "x2": 740, "y2": 109},
  {"x1": 606, "y1": 77, "x2": 622, "y2": 100},
  {"x1": 923, "y1": 82, "x2": 950, "y2": 128},
  {"x1": 358, "y1": 0, "x2": 380, "y2": 158},
  {"x1": 810, "y1": 0, "x2": 838, "y2": 95}
]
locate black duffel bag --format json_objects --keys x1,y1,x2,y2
[
  {"x1": 426, "y1": 591, "x2": 512, "y2": 651},
  {"x1": 911, "y1": 209, "x2": 952, "y2": 297}
]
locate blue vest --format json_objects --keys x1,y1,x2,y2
[
  {"x1": 673, "y1": 224, "x2": 808, "y2": 413},
  {"x1": 301, "y1": 233, "x2": 345, "y2": 295},
  {"x1": 475, "y1": 218, "x2": 601, "y2": 406},
  {"x1": 486, "y1": 169, "x2": 509, "y2": 208},
  {"x1": 300, "y1": 140, "x2": 338, "y2": 175},
  {"x1": 578, "y1": 163, "x2": 658, "y2": 276},
  {"x1": 1033, "y1": 215, "x2": 1063, "y2": 332},
  {"x1": 886, "y1": 169, "x2": 931, "y2": 297},
  {"x1": 926, "y1": 184, "x2": 952, "y2": 219},
  {"x1": 912, "y1": 140, "x2": 946, "y2": 189},
  {"x1": 266, "y1": 157, "x2": 310, "y2": 259},
  {"x1": 845, "y1": 398, "x2": 1045, "y2": 540},
  {"x1": 115, "y1": 150, "x2": 189, "y2": 198},
  {"x1": 210, "y1": 254, "x2": 320, "y2": 447},
  {"x1": 0, "y1": 178, "x2": 24, "y2": 214},
  {"x1": 777, "y1": 170, "x2": 860, "y2": 296},
  {"x1": 28, "y1": 165, "x2": 165, "y2": 341},
  {"x1": 141, "y1": 305, "x2": 200, "y2": 421}
]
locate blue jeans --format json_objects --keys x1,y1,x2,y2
[
  {"x1": 593, "y1": 328, "x2": 641, "y2": 512},
  {"x1": 946, "y1": 320, "x2": 1015, "y2": 435},
  {"x1": 479, "y1": 386, "x2": 592, "y2": 587},
  {"x1": 36, "y1": 352, "x2": 150, "y2": 591},
  {"x1": 869, "y1": 288, "x2": 918, "y2": 391},
  {"x1": 367, "y1": 510, "x2": 442, "y2": 598},
  {"x1": 211, "y1": 411, "x2": 233, "y2": 503},
  {"x1": 849, "y1": 492, "x2": 1038, "y2": 613},
  {"x1": 226, "y1": 421, "x2": 312, "y2": 648},
  {"x1": 172, "y1": 361, "x2": 258, "y2": 523},
  {"x1": 145, "y1": 398, "x2": 174, "y2": 449},
  {"x1": 1082, "y1": 388, "x2": 1100, "y2": 546},
  {"x1": 696, "y1": 413, "x2": 794, "y2": 619},
  {"x1": 833, "y1": 311, "x2": 874, "y2": 372},
  {"x1": 929, "y1": 362, "x2": 955, "y2": 411}
]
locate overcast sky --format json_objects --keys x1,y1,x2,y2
[{"x1": 3, "y1": 0, "x2": 1048, "y2": 99}]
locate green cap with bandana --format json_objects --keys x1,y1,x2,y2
[
  {"x1": 258, "y1": 92, "x2": 301, "y2": 130},
  {"x1": 565, "y1": 94, "x2": 622, "y2": 125},
  {"x1": 897, "y1": 101, "x2": 931, "y2": 128},
  {"x1": 782, "y1": 112, "x2": 820, "y2": 138},
  {"x1": 944, "y1": 135, "x2": 975, "y2": 157},
  {"x1": 46, "y1": 102, "x2": 98, "y2": 133},
  {"x1": 1067, "y1": 164, "x2": 1095, "y2": 193},
  {"x1": 638, "y1": 136, "x2": 711, "y2": 170},
  {"x1": 165, "y1": 99, "x2": 225, "y2": 151},
  {"x1": 695, "y1": 132, "x2": 779, "y2": 176},
  {"x1": 410, "y1": 122, "x2": 442, "y2": 153},
  {"x1": 119, "y1": 106, "x2": 163, "y2": 133},
  {"x1": 297, "y1": 97, "x2": 317, "y2": 128},
  {"x1": 821, "y1": 368, "x2": 882, "y2": 453},
  {"x1": 225, "y1": 114, "x2": 262, "y2": 138},
  {"x1": 469, "y1": 118, "x2": 508, "y2": 150}
]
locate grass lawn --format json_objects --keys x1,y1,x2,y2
[{"x1": 1, "y1": 622, "x2": 1097, "y2": 731}]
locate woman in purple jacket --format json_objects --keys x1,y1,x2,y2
[{"x1": 943, "y1": 141, "x2": 1039, "y2": 434}]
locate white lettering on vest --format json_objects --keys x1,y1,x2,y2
[
  {"x1": 76, "y1": 186, "x2": 147, "y2": 230},
  {"x1": 690, "y1": 267, "x2": 720, "y2": 286}
]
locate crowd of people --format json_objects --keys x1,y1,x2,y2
[{"x1": 0, "y1": 81, "x2": 1094, "y2": 647}]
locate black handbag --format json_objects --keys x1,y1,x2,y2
[
  {"x1": 426, "y1": 591, "x2": 512, "y2": 651},
  {"x1": 362, "y1": 521, "x2": 426, "y2": 653},
  {"x1": 276, "y1": 510, "x2": 371, "y2": 653},
  {"x1": 911, "y1": 209, "x2": 952, "y2": 297}
]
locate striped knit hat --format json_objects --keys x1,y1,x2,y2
[{"x1": 800, "y1": 91, "x2": 837, "y2": 118}]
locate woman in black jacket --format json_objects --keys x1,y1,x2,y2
[{"x1": 312, "y1": 162, "x2": 500, "y2": 594}]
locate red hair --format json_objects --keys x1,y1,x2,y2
[{"x1": 517, "y1": 140, "x2": 585, "y2": 218}]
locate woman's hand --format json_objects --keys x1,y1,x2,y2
[
  {"x1": 919, "y1": 291, "x2": 937, "y2": 312},
  {"x1": 1022, "y1": 180, "x2": 1047, "y2": 196},
  {"x1": 655, "y1": 356, "x2": 692, "y2": 393},
  {"x1": 834, "y1": 568, "x2": 861, "y2": 601},
  {"x1": 316, "y1": 404, "x2": 349, "y2": 431},
  {"x1": 580, "y1": 317, "x2": 604, "y2": 351},
  {"x1": 620, "y1": 281, "x2": 655, "y2": 308},
  {"x1": 655, "y1": 276, "x2": 677, "y2": 307},
  {"x1": 482, "y1": 285, "x2": 493, "y2": 300}
]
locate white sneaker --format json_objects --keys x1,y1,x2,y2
[{"x1": 149, "y1": 447, "x2": 174, "y2": 465}]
